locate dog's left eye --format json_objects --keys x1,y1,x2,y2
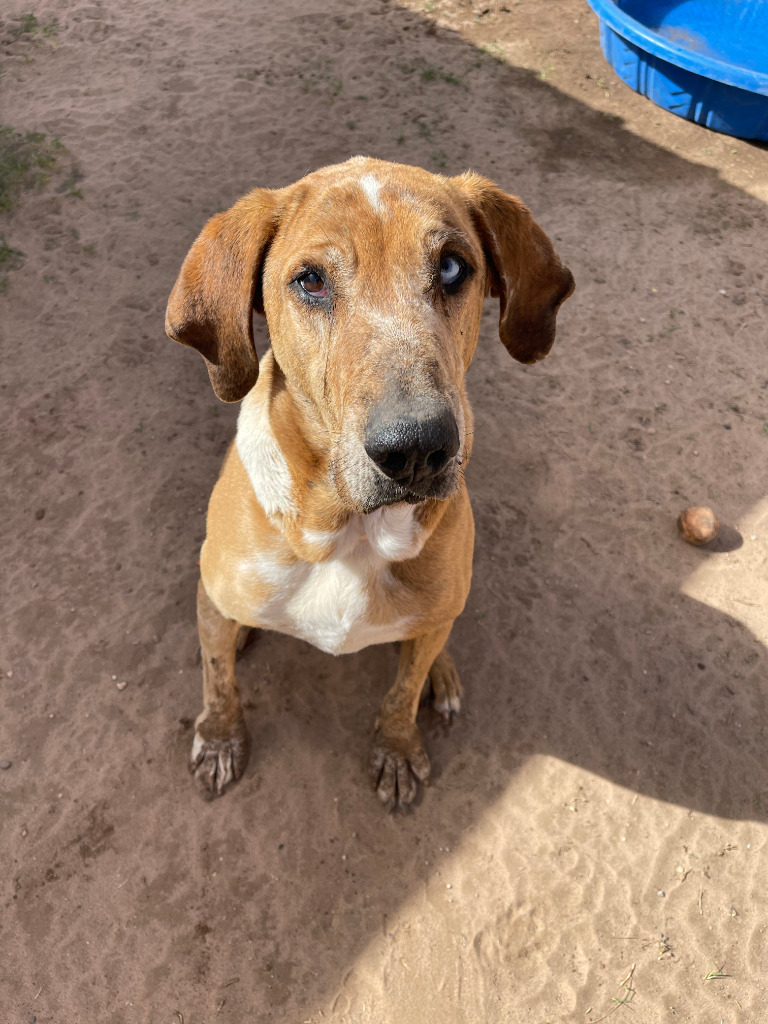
[
  {"x1": 298, "y1": 271, "x2": 329, "y2": 299},
  {"x1": 440, "y1": 255, "x2": 466, "y2": 289}
]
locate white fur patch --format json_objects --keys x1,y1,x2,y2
[
  {"x1": 364, "y1": 504, "x2": 426, "y2": 561},
  {"x1": 359, "y1": 173, "x2": 384, "y2": 213},
  {"x1": 304, "y1": 505, "x2": 425, "y2": 562},
  {"x1": 243, "y1": 505, "x2": 423, "y2": 655},
  {"x1": 236, "y1": 389, "x2": 296, "y2": 518},
  {"x1": 191, "y1": 733, "x2": 205, "y2": 764}
]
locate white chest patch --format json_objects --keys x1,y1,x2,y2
[
  {"x1": 242, "y1": 506, "x2": 425, "y2": 656},
  {"x1": 236, "y1": 390, "x2": 296, "y2": 519}
]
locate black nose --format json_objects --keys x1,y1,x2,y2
[{"x1": 364, "y1": 405, "x2": 460, "y2": 487}]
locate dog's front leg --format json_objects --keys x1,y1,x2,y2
[
  {"x1": 191, "y1": 577, "x2": 250, "y2": 797},
  {"x1": 370, "y1": 623, "x2": 456, "y2": 811}
]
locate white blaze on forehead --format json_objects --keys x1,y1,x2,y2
[
  {"x1": 236, "y1": 389, "x2": 296, "y2": 518},
  {"x1": 359, "y1": 173, "x2": 384, "y2": 213}
]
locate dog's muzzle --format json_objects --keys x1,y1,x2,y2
[{"x1": 364, "y1": 402, "x2": 460, "y2": 495}]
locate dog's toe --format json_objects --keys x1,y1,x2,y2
[
  {"x1": 428, "y1": 650, "x2": 462, "y2": 721},
  {"x1": 369, "y1": 731, "x2": 430, "y2": 811},
  {"x1": 190, "y1": 719, "x2": 249, "y2": 797}
]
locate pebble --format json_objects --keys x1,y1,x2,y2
[
  {"x1": 0, "y1": 760, "x2": 11, "y2": 770},
  {"x1": 116, "y1": 681, "x2": 127, "y2": 691},
  {"x1": 657, "y1": 890, "x2": 665, "y2": 898}
]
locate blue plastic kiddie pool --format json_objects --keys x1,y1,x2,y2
[{"x1": 584, "y1": 0, "x2": 768, "y2": 140}]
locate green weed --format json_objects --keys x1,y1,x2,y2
[
  {"x1": 0, "y1": 127, "x2": 70, "y2": 293},
  {"x1": 9, "y1": 12, "x2": 57, "y2": 41},
  {"x1": 0, "y1": 237, "x2": 23, "y2": 292},
  {"x1": 0, "y1": 126, "x2": 61, "y2": 210},
  {"x1": 420, "y1": 66, "x2": 461, "y2": 86},
  {"x1": 300, "y1": 59, "x2": 342, "y2": 97}
]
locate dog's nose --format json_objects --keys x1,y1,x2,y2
[{"x1": 364, "y1": 406, "x2": 460, "y2": 487}]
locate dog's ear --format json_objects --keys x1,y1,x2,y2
[
  {"x1": 165, "y1": 189, "x2": 283, "y2": 402},
  {"x1": 457, "y1": 173, "x2": 574, "y2": 364}
]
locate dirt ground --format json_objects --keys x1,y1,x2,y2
[{"x1": 2, "y1": 1, "x2": 768, "y2": 1021}]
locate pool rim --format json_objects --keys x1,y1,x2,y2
[{"x1": 585, "y1": 0, "x2": 768, "y2": 96}]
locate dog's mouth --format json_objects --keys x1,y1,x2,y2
[{"x1": 358, "y1": 459, "x2": 461, "y2": 513}]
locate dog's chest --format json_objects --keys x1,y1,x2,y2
[{"x1": 244, "y1": 507, "x2": 424, "y2": 656}]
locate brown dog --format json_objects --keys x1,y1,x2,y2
[{"x1": 166, "y1": 157, "x2": 573, "y2": 809}]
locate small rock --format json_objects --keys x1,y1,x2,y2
[
  {"x1": 0, "y1": 760, "x2": 11, "y2": 770},
  {"x1": 657, "y1": 890, "x2": 665, "y2": 898},
  {"x1": 35, "y1": 509, "x2": 45, "y2": 521},
  {"x1": 29, "y1": 1015, "x2": 37, "y2": 1023},
  {"x1": 678, "y1": 506, "x2": 719, "y2": 546},
  {"x1": 116, "y1": 681, "x2": 127, "y2": 691}
]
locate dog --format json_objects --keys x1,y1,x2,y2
[{"x1": 166, "y1": 156, "x2": 573, "y2": 810}]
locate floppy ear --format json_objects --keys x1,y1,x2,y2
[
  {"x1": 165, "y1": 188, "x2": 283, "y2": 402},
  {"x1": 457, "y1": 172, "x2": 574, "y2": 364}
]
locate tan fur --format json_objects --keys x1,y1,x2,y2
[{"x1": 167, "y1": 157, "x2": 573, "y2": 809}]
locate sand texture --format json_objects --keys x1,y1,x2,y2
[{"x1": 2, "y1": 1, "x2": 768, "y2": 1021}]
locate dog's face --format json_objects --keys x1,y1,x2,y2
[{"x1": 166, "y1": 157, "x2": 574, "y2": 514}]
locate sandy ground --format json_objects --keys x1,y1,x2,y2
[{"x1": 2, "y1": 1, "x2": 768, "y2": 1021}]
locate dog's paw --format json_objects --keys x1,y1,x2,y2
[
  {"x1": 369, "y1": 728, "x2": 430, "y2": 811},
  {"x1": 428, "y1": 649, "x2": 462, "y2": 721},
  {"x1": 190, "y1": 713, "x2": 249, "y2": 797}
]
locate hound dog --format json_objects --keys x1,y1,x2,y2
[{"x1": 166, "y1": 156, "x2": 574, "y2": 810}]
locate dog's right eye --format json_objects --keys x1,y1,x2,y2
[{"x1": 297, "y1": 271, "x2": 329, "y2": 299}]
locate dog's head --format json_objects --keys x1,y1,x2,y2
[{"x1": 166, "y1": 157, "x2": 574, "y2": 513}]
